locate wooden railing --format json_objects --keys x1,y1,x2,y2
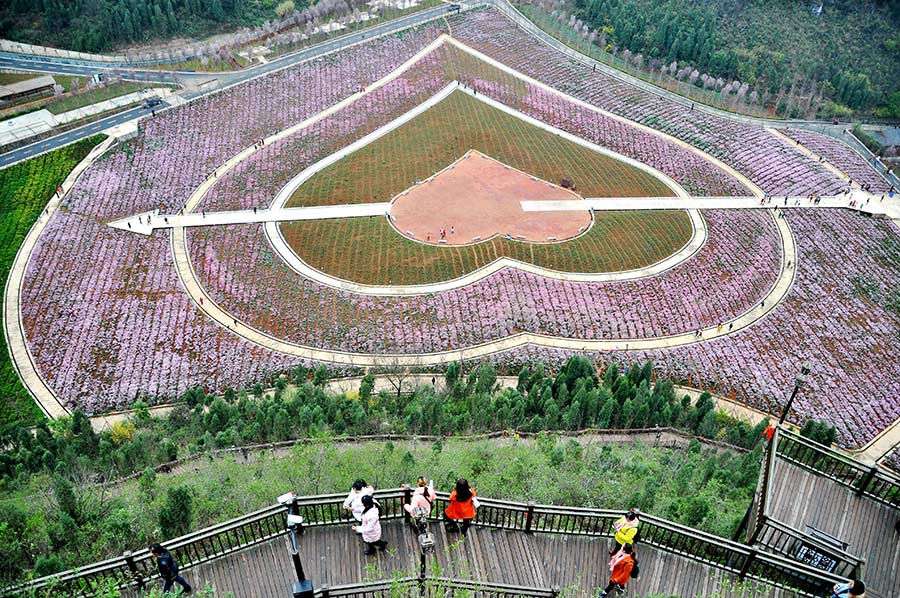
[
  {"x1": 739, "y1": 427, "x2": 880, "y2": 580},
  {"x1": 4, "y1": 487, "x2": 849, "y2": 597},
  {"x1": 775, "y1": 427, "x2": 900, "y2": 508},
  {"x1": 291, "y1": 489, "x2": 847, "y2": 596},
  {"x1": 4, "y1": 502, "x2": 286, "y2": 597},
  {"x1": 316, "y1": 577, "x2": 559, "y2": 598}
]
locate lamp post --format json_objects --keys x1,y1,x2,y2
[
  {"x1": 278, "y1": 492, "x2": 314, "y2": 598},
  {"x1": 778, "y1": 361, "x2": 811, "y2": 425}
]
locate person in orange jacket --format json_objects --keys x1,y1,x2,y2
[
  {"x1": 443, "y1": 478, "x2": 478, "y2": 536},
  {"x1": 599, "y1": 543, "x2": 636, "y2": 596}
]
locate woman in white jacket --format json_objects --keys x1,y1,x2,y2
[
  {"x1": 353, "y1": 494, "x2": 388, "y2": 554},
  {"x1": 343, "y1": 479, "x2": 374, "y2": 528}
]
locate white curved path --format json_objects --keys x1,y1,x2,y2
[{"x1": 170, "y1": 209, "x2": 795, "y2": 367}]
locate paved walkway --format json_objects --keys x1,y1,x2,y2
[
  {"x1": 526, "y1": 193, "x2": 900, "y2": 219},
  {"x1": 3, "y1": 136, "x2": 116, "y2": 419},
  {"x1": 108, "y1": 202, "x2": 391, "y2": 235}
]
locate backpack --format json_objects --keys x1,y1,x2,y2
[
  {"x1": 633, "y1": 527, "x2": 641, "y2": 544},
  {"x1": 629, "y1": 558, "x2": 639, "y2": 580}
]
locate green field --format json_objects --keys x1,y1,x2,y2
[
  {"x1": 282, "y1": 211, "x2": 692, "y2": 285},
  {"x1": 287, "y1": 91, "x2": 673, "y2": 207},
  {"x1": 282, "y1": 91, "x2": 689, "y2": 285},
  {"x1": 0, "y1": 136, "x2": 105, "y2": 427}
]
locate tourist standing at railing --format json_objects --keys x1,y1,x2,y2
[
  {"x1": 599, "y1": 543, "x2": 636, "y2": 597},
  {"x1": 353, "y1": 494, "x2": 388, "y2": 555},
  {"x1": 149, "y1": 543, "x2": 192, "y2": 594},
  {"x1": 403, "y1": 476, "x2": 436, "y2": 517},
  {"x1": 343, "y1": 479, "x2": 375, "y2": 531},
  {"x1": 609, "y1": 508, "x2": 640, "y2": 555},
  {"x1": 832, "y1": 579, "x2": 865, "y2": 598},
  {"x1": 444, "y1": 477, "x2": 479, "y2": 536}
]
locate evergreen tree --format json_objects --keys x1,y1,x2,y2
[{"x1": 159, "y1": 485, "x2": 194, "y2": 539}]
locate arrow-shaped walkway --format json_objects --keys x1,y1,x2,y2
[
  {"x1": 524, "y1": 192, "x2": 900, "y2": 219},
  {"x1": 108, "y1": 191, "x2": 899, "y2": 236},
  {"x1": 107, "y1": 202, "x2": 390, "y2": 235}
]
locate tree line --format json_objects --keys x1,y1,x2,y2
[
  {"x1": 0, "y1": 357, "x2": 836, "y2": 489},
  {"x1": 2, "y1": 0, "x2": 256, "y2": 52},
  {"x1": 546, "y1": 0, "x2": 900, "y2": 118}
]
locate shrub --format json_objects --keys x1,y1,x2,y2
[
  {"x1": 799, "y1": 419, "x2": 837, "y2": 447},
  {"x1": 32, "y1": 554, "x2": 65, "y2": 577},
  {"x1": 159, "y1": 485, "x2": 193, "y2": 539}
]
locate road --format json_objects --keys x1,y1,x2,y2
[
  {"x1": 0, "y1": 5, "x2": 459, "y2": 94},
  {"x1": 0, "y1": 103, "x2": 162, "y2": 168},
  {"x1": 0, "y1": 4, "x2": 459, "y2": 169}
]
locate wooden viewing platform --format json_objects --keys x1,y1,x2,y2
[
  {"x1": 765, "y1": 459, "x2": 900, "y2": 598},
  {"x1": 8, "y1": 427, "x2": 899, "y2": 598},
  {"x1": 741, "y1": 427, "x2": 900, "y2": 598},
  {"x1": 120, "y1": 519, "x2": 807, "y2": 598}
]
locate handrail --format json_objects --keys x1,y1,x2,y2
[
  {"x1": 5, "y1": 502, "x2": 287, "y2": 596},
  {"x1": 753, "y1": 516, "x2": 865, "y2": 579},
  {"x1": 4, "y1": 488, "x2": 848, "y2": 597},
  {"x1": 774, "y1": 427, "x2": 900, "y2": 508},
  {"x1": 316, "y1": 576, "x2": 559, "y2": 597}
]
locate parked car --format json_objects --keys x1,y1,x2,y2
[{"x1": 144, "y1": 97, "x2": 163, "y2": 108}]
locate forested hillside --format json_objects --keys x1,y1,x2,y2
[
  {"x1": 560, "y1": 0, "x2": 900, "y2": 117},
  {"x1": 0, "y1": 0, "x2": 305, "y2": 52}
]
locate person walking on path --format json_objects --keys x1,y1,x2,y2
[
  {"x1": 353, "y1": 494, "x2": 388, "y2": 555},
  {"x1": 444, "y1": 478, "x2": 478, "y2": 536},
  {"x1": 832, "y1": 580, "x2": 865, "y2": 598},
  {"x1": 343, "y1": 479, "x2": 375, "y2": 530},
  {"x1": 404, "y1": 477, "x2": 436, "y2": 517},
  {"x1": 599, "y1": 543, "x2": 636, "y2": 596},
  {"x1": 149, "y1": 543, "x2": 192, "y2": 594},
  {"x1": 609, "y1": 508, "x2": 640, "y2": 555}
]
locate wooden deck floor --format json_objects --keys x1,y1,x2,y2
[
  {"x1": 135, "y1": 521, "x2": 800, "y2": 598},
  {"x1": 768, "y1": 459, "x2": 900, "y2": 598}
]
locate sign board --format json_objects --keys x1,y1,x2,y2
[{"x1": 794, "y1": 542, "x2": 839, "y2": 573}]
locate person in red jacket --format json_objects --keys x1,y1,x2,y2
[
  {"x1": 443, "y1": 478, "x2": 478, "y2": 536},
  {"x1": 599, "y1": 543, "x2": 635, "y2": 596}
]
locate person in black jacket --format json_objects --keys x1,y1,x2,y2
[{"x1": 149, "y1": 543, "x2": 192, "y2": 594}]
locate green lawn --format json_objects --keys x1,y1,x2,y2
[
  {"x1": 288, "y1": 91, "x2": 673, "y2": 207},
  {"x1": 281, "y1": 91, "x2": 689, "y2": 285},
  {"x1": 0, "y1": 135, "x2": 106, "y2": 427},
  {"x1": 282, "y1": 211, "x2": 692, "y2": 285},
  {"x1": 0, "y1": 72, "x2": 41, "y2": 86}
]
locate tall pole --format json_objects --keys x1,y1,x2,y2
[{"x1": 778, "y1": 361, "x2": 810, "y2": 426}]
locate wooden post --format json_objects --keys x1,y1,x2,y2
[
  {"x1": 403, "y1": 486, "x2": 412, "y2": 522},
  {"x1": 738, "y1": 549, "x2": 757, "y2": 580},
  {"x1": 747, "y1": 515, "x2": 766, "y2": 546},
  {"x1": 855, "y1": 465, "x2": 878, "y2": 497},
  {"x1": 525, "y1": 501, "x2": 535, "y2": 534},
  {"x1": 733, "y1": 503, "x2": 753, "y2": 542},
  {"x1": 851, "y1": 559, "x2": 864, "y2": 582},
  {"x1": 123, "y1": 550, "x2": 145, "y2": 590},
  {"x1": 290, "y1": 497, "x2": 304, "y2": 534}
]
